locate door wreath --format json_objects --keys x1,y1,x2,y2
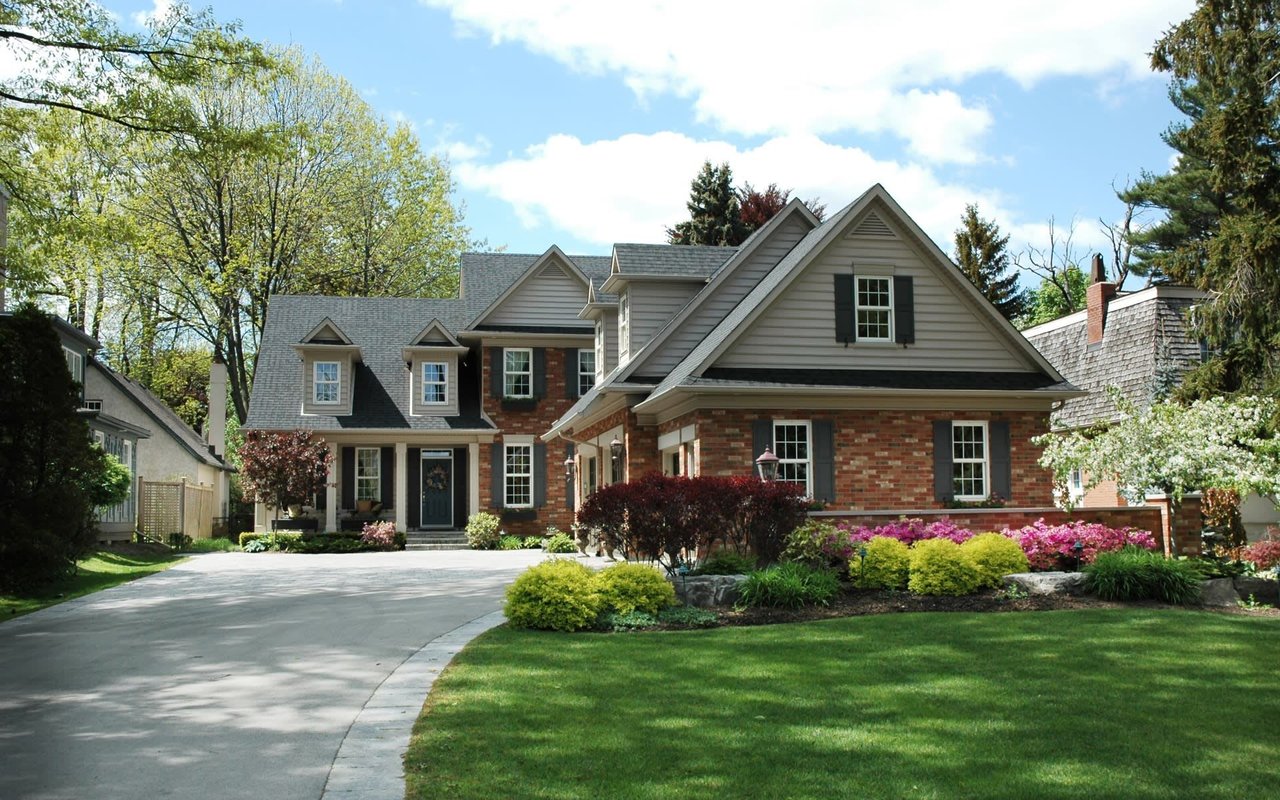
[{"x1": 424, "y1": 465, "x2": 449, "y2": 492}]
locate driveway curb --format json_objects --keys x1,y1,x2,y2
[{"x1": 320, "y1": 610, "x2": 507, "y2": 799}]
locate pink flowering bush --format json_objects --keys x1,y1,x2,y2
[
  {"x1": 360, "y1": 520, "x2": 398, "y2": 551},
  {"x1": 838, "y1": 517, "x2": 974, "y2": 546},
  {"x1": 1007, "y1": 519, "x2": 1157, "y2": 570}
]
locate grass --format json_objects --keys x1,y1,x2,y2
[
  {"x1": 1, "y1": 549, "x2": 183, "y2": 619},
  {"x1": 406, "y1": 609, "x2": 1280, "y2": 800}
]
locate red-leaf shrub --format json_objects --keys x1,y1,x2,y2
[
  {"x1": 1243, "y1": 532, "x2": 1280, "y2": 570},
  {"x1": 239, "y1": 430, "x2": 333, "y2": 513}
]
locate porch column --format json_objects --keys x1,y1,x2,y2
[
  {"x1": 394, "y1": 442, "x2": 407, "y2": 532},
  {"x1": 468, "y1": 442, "x2": 480, "y2": 518},
  {"x1": 325, "y1": 441, "x2": 338, "y2": 533}
]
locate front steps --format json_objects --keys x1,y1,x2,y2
[{"x1": 405, "y1": 530, "x2": 469, "y2": 551}]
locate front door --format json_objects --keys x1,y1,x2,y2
[{"x1": 420, "y1": 451, "x2": 453, "y2": 528}]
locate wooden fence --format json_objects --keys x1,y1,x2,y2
[{"x1": 138, "y1": 477, "x2": 214, "y2": 542}]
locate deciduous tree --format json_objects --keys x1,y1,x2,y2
[{"x1": 238, "y1": 430, "x2": 332, "y2": 516}]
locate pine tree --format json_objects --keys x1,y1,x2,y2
[
  {"x1": 1122, "y1": 0, "x2": 1280, "y2": 395},
  {"x1": 952, "y1": 204, "x2": 1027, "y2": 321},
  {"x1": 666, "y1": 161, "x2": 748, "y2": 246}
]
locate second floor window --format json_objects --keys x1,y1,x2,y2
[
  {"x1": 578, "y1": 350, "x2": 596, "y2": 395},
  {"x1": 856, "y1": 277, "x2": 892, "y2": 341},
  {"x1": 422, "y1": 362, "x2": 447, "y2": 404},
  {"x1": 504, "y1": 348, "x2": 532, "y2": 398},
  {"x1": 63, "y1": 346, "x2": 84, "y2": 386},
  {"x1": 314, "y1": 361, "x2": 340, "y2": 404}
]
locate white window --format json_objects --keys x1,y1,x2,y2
[
  {"x1": 595, "y1": 321, "x2": 606, "y2": 377},
  {"x1": 504, "y1": 348, "x2": 532, "y2": 398},
  {"x1": 356, "y1": 447, "x2": 380, "y2": 502},
  {"x1": 1068, "y1": 468, "x2": 1084, "y2": 503},
  {"x1": 951, "y1": 422, "x2": 988, "y2": 501},
  {"x1": 504, "y1": 444, "x2": 533, "y2": 508},
  {"x1": 578, "y1": 350, "x2": 596, "y2": 395},
  {"x1": 856, "y1": 276, "x2": 893, "y2": 342},
  {"x1": 618, "y1": 291, "x2": 630, "y2": 358},
  {"x1": 313, "y1": 361, "x2": 340, "y2": 404},
  {"x1": 63, "y1": 347, "x2": 84, "y2": 385},
  {"x1": 773, "y1": 421, "x2": 812, "y2": 495},
  {"x1": 421, "y1": 362, "x2": 447, "y2": 405}
]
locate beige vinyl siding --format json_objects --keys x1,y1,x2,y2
[
  {"x1": 302, "y1": 355, "x2": 354, "y2": 415},
  {"x1": 486, "y1": 260, "x2": 589, "y2": 326},
  {"x1": 716, "y1": 217, "x2": 1035, "y2": 372},
  {"x1": 644, "y1": 215, "x2": 810, "y2": 375},
  {"x1": 409, "y1": 354, "x2": 459, "y2": 416},
  {"x1": 627, "y1": 281, "x2": 702, "y2": 356}
]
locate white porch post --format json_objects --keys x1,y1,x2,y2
[
  {"x1": 325, "y1": 441, "x2": 338, "y2": 533},
  {"x1": 395, "y1": 442, "x2": 408, "y2": 531},
  {"x1": 468, "y1": 442, "x2": 480, "y2": 519}
]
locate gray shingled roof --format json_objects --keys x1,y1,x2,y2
[
  {"x1": 1024, "y1": 293, "x2": 1201, "y2": 430},
  {"x1": 613, "y1": 243, "x2": 736, "y2": 277},
  {"x1": 246, "y1": 296, "x2": 490, "y2": 431},
  {"x1": 460, "y1": 252, "x2": 612, "y2": 322}
]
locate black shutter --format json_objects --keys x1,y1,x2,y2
[
  {"x1": 752, "y1": 419, "x2": 773, "y2": 476},
  {"x1": 812, "y1": 420, "x2": 835, "y2": 504},
  {"x1": 894, "y1": 275, "x2": 915, "y2": 344},
  {"x1": 565, "y1": 443, "x2": 575, "y2": 510},
  {"x1": 990, "y1": 420, "x2": 1012, "y2": 502},
  {"x1": 341, "y1": 447, "x2": 355, "y2": 510},
  {"x1": 380, "y1": 447, "x2": 395, "y2": 509},
  {"x1": 489, "y1": 348, "x2": 503, "y2": 399},
  {"x1": 490, "y1": 442, "x2": 503, "y2": 508},
  {"x1": 566, "y1": 349, "x2": 579, "y2": 399},
  {"x1": 834, "y1": 274, "x2": 855, "y2": 344},
  {"x1": 452, "y1": 447, "x2": 467, "y2": 529},
  {"x1": 533, "y1": 442, "x2": 547, "y2": 507},
  {"x1": 533, "y1": 348, "x2": 546, "y2": 398},
  {"x1": 933, "y1": 421, "x2": 953, "y2": 502},
  {"x1": 407, "y1": 448, "x2": 421, "y2": 529}
]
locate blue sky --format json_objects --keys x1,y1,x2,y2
[{"x1": 110, "y1": 1, "x2": 1193, "y2": 280}]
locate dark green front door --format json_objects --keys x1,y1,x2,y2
[{"x1": 421, "y1": 452, "x2": 453, "y2": 527}]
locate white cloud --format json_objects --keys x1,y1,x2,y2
[
  {"x1": 422, "y1": 0, "x2": 1192, "y2": 164},
  {"x1": 131, "y1": 0, "x2": 175, "y2": 27}
]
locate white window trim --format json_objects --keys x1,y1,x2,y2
[
  {"x1": 421, "y1": 361, "x2": 448, "y2": 405},
  {"x1": 855, "y1": 275, "x2": 894, "y2": 343},
  {"x1": 618, "y1": 291, "x2": 630, "y2": 360},
  {"x1": 355, "y1": 447, "x2": 381, "y2": 502},
  {"x1": 594, "y1": 322, "x2": 606, "y2": 378},
  {"x1": 313, "y1": 361, "x2": 341, "y2": 405},
  {"x1": 773, "y1": 420, "x2": 813, "y2": 497},
  {"x1": 951, "y1": 420, "x2": 989, "y2": 502},
  {"x1": 504, "y1": 443, "x2": 533, "y2": 509},
  {"x1": 63, "y1": 346, "x2": 84, "y2": 385},
  {"x1": 578, "y1": 350, "x2": 596, "y2": 395},
  {"x1": 504, "y1": 348, "x2": 533, "y2": 399}
]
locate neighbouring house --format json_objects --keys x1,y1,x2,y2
[
  {"x1": 246, "y1": 185, "x2": 1090, "y2": 537},
  {"x1": 1022, "y1": 260, "x2": 1278, "y2": 542}
]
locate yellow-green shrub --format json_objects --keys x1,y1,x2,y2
[
  {"x1": 238, "y1": 532, "x2": 262, "y2": 547},
  {"x1": 907, "y1": 538, "x2": 982, "y2": 596},
  {"x1": 504, "y1": 559, "x2": 601, "y2": 631},
  {"x1": 961, "y1": 532, "x2": 1030, "y2": 587},
  {"x1": 593, "y1": 562, "x2": 675, "y2": 615},
  {"x1": 852, "y1": 536, "x2": 910, "y2": 589}
]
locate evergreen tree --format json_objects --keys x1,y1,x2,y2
[
  {"x1": 952, "y1": 204, "x2": 1027, "y2": 321},
  {"x1": 1122, "y1": 0, "x2": 1280, "y2": 395},
  {"x1": 666, "y1": 161, "x2": 748, "y2": 246}
]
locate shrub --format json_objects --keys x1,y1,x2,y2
[
  {"x1": 961, "y1": 532, "x2": 1031, "y2": 588},
  {"x1": 1243, "y1": 537, "x2": 1280, "y2": 571},
  {"x1": 182, "y1": 537, "x2": 239, "y2": 553},
  {"x1": 543, "y1": 532, "x2": 577, "y2": 553},
  {"x1": 465, "y1": 512, "x2": 502, "y2": 550},
  {"x1": 691, "y1": 551, "x2": 757, "y2": 576},
  {"x1": 737, "y1": 562, "x2": 841, "y2": 609},
  {"x1": 593, "y1": 563, "x2": 676, "y2": 615},
  {"x1": 269, "y1": 532, "x2": 303, "y2": 552},
  {"x1": 499, "y1": 535, "x2": 524, "y2": 551},
  {"x1": 296, "y1": 535, "x2": 368, "y2": 554},
  {"x1": 1084, "y1": 547, "x2": 1203, "y2": 604},
  {"x1": 600, "y1": 610, "x2": 658, "y2": 631},
  {"x1": 841, "y1": 517, "x2": 974, "y2": 547},
  {"x1": 243, "y1": 538, "x2": 269, "y2": 553},
  {"x1": 360, "y1": 521, "x2": 398, "y2": 551},
  {"x1": 1008, "y1": 519, "x2": 1158, "y2": 570},
  {"x1": 907, "y1": 539, "x2": 983, "y2": 596},
  {"x1": 783, "y1": 520, "x2": 855, "y2": 566},
  {"x1": 239, "y1": 532, "x2": 263, "y2": 548},
  {"x1": 522, "y1": 536, "x2": 544, "y2": 549},
  {"x1": 851, "y1": 536, "x2": 910, "y2": 590},
  {"x1": 504, "y1": 559, "x2": 601, "y2": 631}
]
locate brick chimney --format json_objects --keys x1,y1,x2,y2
[
  {"x1": 207, "y1": 356, "x2": 228, "y2": 458},
  {"x1": 1086, "y1": 253, "x2": 1116, "y2": 346}
]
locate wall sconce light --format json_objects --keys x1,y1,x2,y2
[
  {"x1": 563, "y1": 456, "x2": 575, "y2": 479},
  {"x1": 755, "y1": 446, "x2": 779, "y2": 481},
  {"x1": 610, "y1": 436, "x2": 624, "y2": 462}
]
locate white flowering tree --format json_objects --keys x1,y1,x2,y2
[{"x1": 1035, "y1": 389, "x2": 1280, "y2": 555}]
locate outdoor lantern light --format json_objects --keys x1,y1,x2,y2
[
  {"x1": 755, "y1": 446, "x2": 780, "y2": 481},
  {"x1": 610, "y1": 436, "x2": 624, "y2": 462},
  {"x1": 563, "y1": 456, "x2": 575, "y2": 478}
]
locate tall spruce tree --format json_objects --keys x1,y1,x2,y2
[
  {"x1": 1122, "y1": 0, "x2": 1280, "y2": 395},
  {"x1": 666, "y1": 161, "x2": 748, "y2": 246},
  {"x1": 953, "y1": 204, "x2": 1027, "y2": 321}
]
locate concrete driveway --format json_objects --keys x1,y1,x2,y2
[{"x1": 0, "y1": 550, "x2": 550, "y2": 800}]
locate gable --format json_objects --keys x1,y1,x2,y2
[
  {"x1": 409, "y1": 318, "x2": 463, "y2": 347},
  {"x1": 302, "y1": 317, "x2": 352, "y2": 345},
  {"x1": 478, "y1": 253, "x2": 591, "y2": 328},
  {"x1": 713, "y1": 202, "x2": 1038, "y2": 373}
]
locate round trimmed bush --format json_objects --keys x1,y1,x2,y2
[
  {"x1": 543, "y1": 532, "x2": 577, "y2": 553},
  {"x1": 852, "y1": 536, "x2": 910, "y2": 589},
  {"x1": 960, "y1": 532, "x2": 1030, "y2": 587},
  {"x1": 465, "y1": 512, "x2": 502, "y2": 550},
  {"x1": 593, "y1": 562, "x2": 676, "y2": 615},
  {"x1": 504, "y1": 559, "x2": 601, "y2": 631},
  {"x1": 908, "y1": 538, "x2": 983, "y2": 596}
]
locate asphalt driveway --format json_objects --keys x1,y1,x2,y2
[{"x1": 0, "y1": 550, "x2": 550, "y2": 800}]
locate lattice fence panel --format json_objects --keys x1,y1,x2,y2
[{"x1": 138, "y1": 480, "x2": 182, "y2": 541}]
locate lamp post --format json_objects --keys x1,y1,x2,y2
[
  {"x1": 755, "y1": 446, "x2": 779, "y2": 481},
  {"x1": 610, "y1": 436, "x2": 624, "y2": 462},
  {"x1": 563, "y1": 456, "x2": 575, "y2": 479}
]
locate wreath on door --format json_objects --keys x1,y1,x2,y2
[{"x1": 424, "y1": 465, "x2": 449, "y2": 492}]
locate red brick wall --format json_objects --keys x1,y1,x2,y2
[{"x1": 574, "y1": 407, "x2": 661, "y2": 481}]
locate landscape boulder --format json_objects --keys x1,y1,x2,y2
[
  {"x1": 671, "y1": 574, "x2": 748, "y2": 608},
  {"x1": 1003, "y1": 571, "x2": 1088, "y2": 596}
]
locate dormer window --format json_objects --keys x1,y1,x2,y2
[
  {"x1": 504, "y1": 348, "x2": 532, "y2": 398},
  {"x1": 313, "y1": 361, "x2": 340, "y2": 404},
  {"x1": 422, "y1": 362, "x2": 448, "y2": 404},
  {"x1": 63, "y1": 346, "x2": 84, "y2": 385},
  {"x1": 856, "y1": 277, "x2": 893, "y2": 341}
]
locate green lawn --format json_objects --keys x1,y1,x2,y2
[
  {"x1": 406, "y1": 609, "x2": 1280, "y2": 800},
  {"x1": 1, "y1": 549, "x2": 183, "y2": 619}
]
